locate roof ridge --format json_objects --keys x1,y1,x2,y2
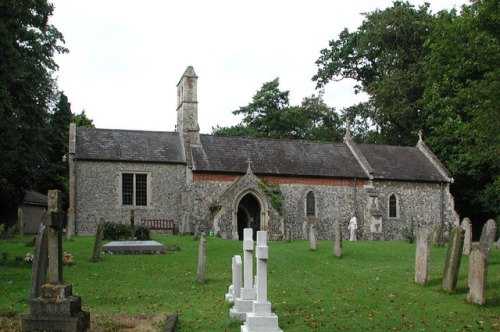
[{"x1": 200, "y1": 133, "x2": 345, "y2": 146}]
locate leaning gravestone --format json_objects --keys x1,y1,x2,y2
[
  {"x1": 197, "y1": 232, "x2": 207, "y2": 283},
  {"x1": 91, "y1": 218, "x2": 105, "y2": 262},
  {"x1": 22, "y1": 190, "x2": 90, "y2": 332},
  {"x1": 333, "y1": 220, "x2": 342, "y2": 257},
  {"x1": 241, "y1": 231, "x2": 283, "y2": 332},
  {"x1": 230, "y1": 228, "x2": 255, "y2": 320},
  {"x1": 309, "y1": 224, "x2": 317, "y2": 251},
  {"x1": 467, "y1": 244, "x2": 488, "y2": 305},
  {"x1": 479, "y1": 219, "x2": 497, "y2": 259},
  {"x1": 442, "y1": 225, "x2": 465, "y2": 292},
  {"x1": 415, "y1": 226, "x2": 432, "y2": 285},
  {"x1": 461, "y1": 218, "x2": 472, "y2": 256}
]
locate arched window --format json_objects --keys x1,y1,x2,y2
[
  {"x1": 388, "y1": 193, "x2": 398, "y2": 218},
  {"x1": 306, "y1": 191, "x2": 315, "y2": 216}
]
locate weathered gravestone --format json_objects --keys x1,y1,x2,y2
[
  {"x1": 432, "y1": 223, "x2": 444, "y2": 247},
  {"x1": 197, "y1": 232, "x2": 207, "y2": 283},
  {"x1": 18, "y1": 207, "x2": 24, "y2": 236},
  {"x1": 333, "y1": 220, "x2": 342, "y2": 257},
  {"x1": 442, "y1": 225, "x2": 464, "y2": 292},
  {"x1": 467, "y1": 244, "x2": 488, "y2": 305},
  {"x1": 91, "y1": 218, "x2": 105, "y2": 262},
  {"x1": 241, "y1": 231, "x2": 283, "y2": 332},
  {"x1": 479, "y1": 219, "x2": 497, "y2": 259},
  {"x1": 309, "y1": 224, "x2": 317, "y2": 251},
  {"x1": 461, "y1": 218, "x2": 472, "y2": 256},
  {"x1": 230, "y1": 228, "x2": 255, "y2": 320},
  {"x1": 496, "y1": 237, "x2": 500, "y2": 250},
  {"x1": 284, "y1": 227, "x2": 292, "y2": 242},
  {"x1": 22, "y1": 190, "x2": 90, "y2": 332},
  {"x1": 29, "y1": 222, "x2": 48, "y2": 300},
  {"x1": 415, "y1": 226, "x2": 432, "y2": 285},
  {"x1": 225, "y1": 255, "x2": 242, "y2": 303}
]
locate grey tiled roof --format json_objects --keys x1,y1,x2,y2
[
  {"x1": 76, "y1": 128, "x2": 184, "y2": 163},
  {"x1": 191, "y1": 135, "x2": 368, "y2": 178},
  {"x1": 24, "y1": 191, "x2": 48, "y2": 206},
  {"x1": 358, "y1": 144, "x2": 447, "y2": 182}
]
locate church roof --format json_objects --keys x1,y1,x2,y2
[
  {"x1": 75, "y1": 128, "x2": 184, "y2": 163},
  {"x1": 358, "y1": 144, "x2": 447, "y2": 182},
  {"x1": 191, "y1": 135, "x2": 368, "y2": 179}
]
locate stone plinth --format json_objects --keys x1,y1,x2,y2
[
  {"x1": 102, "y1": 241, "x2": 165, "y2": 254},
  {"x1": 467, "y1": 244, "x2": 488, "y2": 305},
  {"x1": 230, "y1": 229, "x2": 255, "y2": 320}
]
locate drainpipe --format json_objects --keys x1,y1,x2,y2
[{"x1": 440, "y1": 182, "x2": 444, "y2": 242}]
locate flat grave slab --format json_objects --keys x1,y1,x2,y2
[{"x1": 102, "y1": 241, "x2": 165, "y2": 254}]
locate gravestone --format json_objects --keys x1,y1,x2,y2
[
  {"x1": 30, "y1": 222, "x2": 48, "y2": 300},
  {"x1": 479, "y1": 219, "x2": 497, "y2": 258},
  {"x1": 461, "y1": 218, "x2": 472, "y2": 256},
  {"x1": 442, "y1": 225, "x2": 464, "y2": 292},
  {"x1": 91, "y1": 218, "x2": 105, "y2": 262},
  {"x1": 467, "y1": 244, "x2": 488, "y2": 305},
  {"x1": 496, "y1": 237, "x2": 500, "y2": 250},
  {"x1": 18, "y1": 207, "x2": 24, "y2": 236},
  {"x1": 230, "y1": 228, "x2": 255, "y2": 320},
  {"x1": 22, "y1": 190, "x2": 90, "y2": 332},
  {"x1": 241, "y1": 231, "x2": 283, "y2": 332},
  {"x1": 309, "y1": 224, "x2": 317, "y2": 251},
  {"x1": 197, "y1": 232, "x2": 207, "y2": 283},
  {"x1": 284, "y1": 227, "x2": 292, "y2": 242},
  {"x1": 225, "y1": 255, "x2": 242, "y2": 302},
  {"x1": 333, "y1": 220, "x2": 342, "y2": 257},
  {"x1": 102, "y1": 241, "x2": 165, "y2": 254},
  {"x1": 432, "y1": 223, "x2": 444, "y2": 247},
  {"x1": 415, "y1": 226, "x2": 432, "y2": 285}
]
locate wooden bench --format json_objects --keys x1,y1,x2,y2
[{"x1": 141, "y1": 219, "x2": 177, "y2": 235}]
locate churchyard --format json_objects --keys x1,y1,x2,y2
[{"x1": 0, "y1": 232, "x2": 499, "y2": 331}]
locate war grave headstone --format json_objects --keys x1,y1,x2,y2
[
  {"x1": 226, "y1": 255, "x2": 242, "y2": 303},
  {"x1": 442, "y1": 225, "x2": 464, "y2": 292},
  {"x1": 461, "y1": 218, "x2": 472, "y2": 255},
  {"x1": 333, "y1": 220, "x2": 342, "y2": 257},
  {"x1": 415, "y1": 226, "x2": 432, "y2": 285},
  {"x1": 309, "y1": 224, "x2": 317, "y2": 251},
  {"x1": 467, "y1": 244, "x2": 488, "y2": 305},
  {"x1": 241, "y1": 231, "x2": 283, "y2": 332},
  {"x1": 230, "y1": 228, "x2": 256, "y2": 320},
  {"x1": 479, "y1": 219, "x2": 497, "y2": 259},
  {"x1": 197, "y1": 232, "x2": 207, "y2": 283},
  {"x1": 91, "y1": 218, "x2": 105, "y2": 262},
  {"x1": 22, "y1": 190, "x2": 90, "y2": 332}
]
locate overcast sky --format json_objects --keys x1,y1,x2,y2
[{"x1": 50, "y1": 0, "x2": 468, "y2": 134}]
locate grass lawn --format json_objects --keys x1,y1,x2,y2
[{"x1": 0, "y1": 235, "x2": 499, "y2": 331}]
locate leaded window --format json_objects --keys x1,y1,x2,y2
[
  {"x1": 389, "y1": 194, "x2": 398, "y2": 218},
  {"x1": 306, "y1": 191, "x2": 315, "y2": 216},
  {"x1": 122, "y1": 173, "x2": 148, "y2": 206}
]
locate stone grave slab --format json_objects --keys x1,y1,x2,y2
[{"x1": 102, "y1": 241, "x2": 165, "y2": 254}]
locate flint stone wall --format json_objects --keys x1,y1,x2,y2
[{"x1": 75, "y1": 161, "x2": 185, "y2": 234}]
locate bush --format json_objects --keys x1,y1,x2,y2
[
  {"x1": 134, "y1": 225, "x2": 151, "y2": 240},
  {"x1": 401, "y1": 219, "x2": 415, "y2": 243},
  {"x1": 103, "y1": 222, "x2": 130, "y2": 240}
]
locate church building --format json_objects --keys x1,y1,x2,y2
[{"x1": 68, "y1": 66, "x2": 458, "y2": 240}]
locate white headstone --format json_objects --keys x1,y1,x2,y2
[
  {"x1": 230, "y1": 228, "x2": 255, "y2": 320},
  {"x1": 226, "y1": 255, "x2": 242, "y2": 303}
]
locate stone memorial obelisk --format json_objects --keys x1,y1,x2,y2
[
  {"x1": 22, "y1": 190, "x2": 90, "y2": 332},
  {"x1": 226, "y1": 255, "x2": 242, "y2": 303},
  {"x1": 241, "y1": 231, "x2": 283, "y2": 332},
  {"x1": 230, "y1": 228, "x2": 255, "y2": 320}
]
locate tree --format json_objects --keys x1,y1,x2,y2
[
  {"x1": 313, "y1": 1, "x2": 435, "y2": 145},
  {"x1": 0, "y1": 0, "x2": 67, "y2": 222},
  {"x1": 73, "y1": 110, "x2": 95, "y2": 128},
  {"x1": 423, "y1": 0, "x2": 500, "y2": 219}
]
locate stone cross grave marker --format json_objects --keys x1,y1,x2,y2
[
  {"x1": 92, "y1": 218, "x2": 105, "y2": 262},
  {"x1": 467, "y1": 244, "x2": 488, "y2": 305},
  {"x1": 46, "y1": 190, "x2": 64, "y2": 284},
  {"x1": 29, "y1": 222, "x2": 48, "y2": 300},
  {"x1": 442, "y1": 225, "x2": 464, "y2": 292},
  {"x1": 415, "y1": 226, "x2": 432, "y2": 285},
  {"x1": 479, "y1": 219, "x2": 497, "y2": 259},
  {"x1": 241, "y1": 231, "x2": 283, "y2": 332},
  {"x1": 225, "y1": 255, "x2": 242, "y2": 302},
  {"x1": 230, "y1": 228, "x2": 255, "y2": 320},
  {"x1": 461, "y1": 218, "x2": 472, "y2": 256},
  {"x1": 197, "y1": 232, "x2": 207, "y2": 283},
  {"x1": 309, "y1": 224, "x2": 317, "y2": 251},
  {"x1": 333, "y1": 220, "x2": 342, "y2": 257}
]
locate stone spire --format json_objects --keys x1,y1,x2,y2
[{"x1": 177, "y1": 66, "x2": 200, "y2": 166}]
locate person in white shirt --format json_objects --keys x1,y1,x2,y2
[{"x1": 348, "y1": 212, "x2": 357, "y2": 241}]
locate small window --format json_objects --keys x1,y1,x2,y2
[
  {"x1": 122, "y1": 173, "x2": 148, "y2": 206},
  {"x1": 389, "y1": 194, "x2": 398, "y2": 218},
  {"x1": 306, "y1": 191, "x2": 315, "y2": 216}
]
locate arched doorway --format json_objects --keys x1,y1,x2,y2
[{"x1": 236, "y1": 194, "x2": 261, "y2": 240}]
